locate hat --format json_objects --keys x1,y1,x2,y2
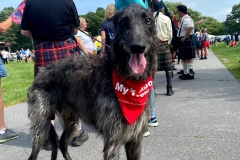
[
  {"x1": 177, "y1": 5, "x2": 187, "y2": 14},
  {"x1": 153, "y1": 0, "x2": 164, "y2": 11}
]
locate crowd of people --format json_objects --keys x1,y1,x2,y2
[{"x1": 0, "y1": 48, "x2": 35, "y2": 64}]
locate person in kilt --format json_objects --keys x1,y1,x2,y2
[
  {"x1": 176, "y1": 5, "x2": 195, "y2": 80},
  {"x1": 152, "y1": 0, "x2": 174, "y2": 96},
  {"x1": 21, "y1": 0, "x2": 89, "y2": 149}
]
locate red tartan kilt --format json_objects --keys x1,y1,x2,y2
[{"x1": 33, "y1": 38, "x2": 78, "y2": 77}]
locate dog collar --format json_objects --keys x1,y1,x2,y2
[{"x1": 112, "y1": 70, "x2": 153, "y2": 125}]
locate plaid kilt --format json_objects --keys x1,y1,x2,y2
[
  {"x1": 178, "y1": 37, "x2": 196, "y2": 59},
  {"x1": 157, "y1": 43, "x2": 173, "y2": 71},
  {"x1": 33, "y1": 38, "x2": 79, "y2": 77}
]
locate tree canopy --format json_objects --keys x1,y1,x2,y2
[{"x1": 224, "y1": 3, "x2": 240, "y2": 34}]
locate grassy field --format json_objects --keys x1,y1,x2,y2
[
  {"x1": 2, "y1": 60, "x2": 34, "y2": 107},
  {"x1": 1, "y1": 43, "x2": 240, "y2": 107},
  {"x1": 211, "y1": 42, "x2": 240, "y2": 82}
]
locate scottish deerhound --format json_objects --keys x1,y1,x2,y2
[{"x1": 28, "y1": 4, "x2": 158, "y2": 160}]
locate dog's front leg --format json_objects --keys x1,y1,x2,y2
[
  {"x1": 103, "y1": 140, "x2": 122, "y2": 160},
  {"x1": 124, "y1": 138, "x2": 142, "y2": 160}
]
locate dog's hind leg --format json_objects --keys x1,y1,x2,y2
[
  {"x1": 124, "y1": 137, "x2": 143, "y2": 160},
  {"x1": 58, "y1": 111, "x2": 79, "y2": 160},
  {"x1": 49, "y1": 124, "x2": 59, "y2": 160},
  {"x1": 28, "y1": 138, "x2": 42, "y2": 160}
]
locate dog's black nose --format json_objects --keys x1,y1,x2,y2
[{"x1": 130, "y1": 43, "x2": 146, "y2": 53}]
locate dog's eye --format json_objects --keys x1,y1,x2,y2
[{"x1": 145, "y1": 18, "x2": 152, "y2": 25}]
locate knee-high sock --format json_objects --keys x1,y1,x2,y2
[
  {"x1": 165, "y1": 70, "x2": 172, "y2": 87},
  {"x1": 150, "y1": 88, "x2": 155, "y2": 118},
  {"x1": 182, "y1": 61, "x2": 188, "y2": 74},
  {"x1": 187, "y1": 63, "x2": 194, "y2": 75}
]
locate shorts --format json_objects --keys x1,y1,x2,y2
[
  {"x1": 0, "y1": 59, "x2": 7, "y2": 78},
  {"x1": 202, "y1": 40, "x2": 209, "y2": 48}
]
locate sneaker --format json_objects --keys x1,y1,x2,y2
[
  {"x1": 148, "y1": 117, "x2": 159, "y2": 127},
  {"x1": 177, "y1": 70, "x2": 184, "y2": 74},
  {"x1": 143, "y1": 130, "x2": 150, "y2": 137},
  {"x1": 72, "y1": 129, "x2": 89, "y2": 147},
  {"x1": 180, "y1": 74, "x2": 194, "y2": 80},
  {"x1": 0, "y1": 129, "x2": 21, "y2": 144}
]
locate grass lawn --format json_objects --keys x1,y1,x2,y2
[
  {"x1": 211, "y1": 42, "x2": 240, "y2": 82},
  {"x1": 2, "y1": 60, "x2": 34, "y2": 107}
]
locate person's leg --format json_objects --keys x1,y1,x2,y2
[
  {"x1": 0, "y1": 80, "x2": 21, "y2": 143},
  {"x1": 148, "y1": 88, "x2": 158, "y2": 127},
  {"x1": 0, "y1": 81, "x2": 6, "y2": 131},
  {"x1": 165, "y1": 70, "x2": 174, "y2": 96},
  {"x1": 144, "y1": 87, "x2": 158, "y2": 137}
]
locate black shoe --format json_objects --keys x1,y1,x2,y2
[
  {"x1": 179, "y1": 74, "x2": 186, "y2": 79},
  {"x1": 72, "y1": 129, "x2": 89, "y2": 147},
  {"x1": 205, "y1": 57, "x2": 207, "y2": 59},
  {"x1": 180, "y1": 74, "x2": 194, "y2": 80},
  {"x1": 177, "y1": 70, "x2": 184, "y2": 74},
  {"x1": 200, "y1": 57, "x2": 204, "y2": 60},
  {"x1": 166, "y1": 86, "x2": 174, "y2": 96},
  {"x1": 42, "y1": 140, "x2": 52, "y2": 151}
]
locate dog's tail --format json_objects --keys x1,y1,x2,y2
[{"x1": 28, "y1": 88, "x2": 59, "y2": 159}]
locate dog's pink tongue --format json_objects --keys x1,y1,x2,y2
[{"x1": 128, "y1": 54, "x2": 146, "y2": 74}]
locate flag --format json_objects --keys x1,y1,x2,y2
[
  {"x1": 10, "y1": 0, "x2": 26, "y2": 24},
  {"x1": 171, "y1": 15, "x2": 179, "y2": 29},
  {"x1": 195, "y1": 17, "x2": 206, "y2": 25}
]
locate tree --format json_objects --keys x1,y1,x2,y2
[
  {"x1": 82, "y1": 7, "x2": 105, "y2": 37},
  {"x1": 224, "y1": 3, "x2": 240, "y2": 34}
]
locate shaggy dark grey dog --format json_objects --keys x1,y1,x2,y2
[{"x1": 28, "y1": 4, "x2": 158, "y2": 160}]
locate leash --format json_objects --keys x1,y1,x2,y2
[{"x1": 72, "y1": 25, "x2": 111, "y2": 48}]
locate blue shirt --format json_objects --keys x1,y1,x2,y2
[{"x1": 115, "y1": 0, "x2": 148, "y2": 11}]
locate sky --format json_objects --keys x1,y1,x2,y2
[{"x1": 0, "y1": 0, "x2": 239, "y2": 22}]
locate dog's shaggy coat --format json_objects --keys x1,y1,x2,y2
[{"x1": 27, "y1": 4, "x2": 158, "y2": 160}]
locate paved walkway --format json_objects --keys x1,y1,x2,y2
[{"x1": 1, "y1": 50, "x2": 240, "y2": 160}]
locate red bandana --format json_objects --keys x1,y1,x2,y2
[{"x1": 112, "y1": 70, "x2": 153, "y2": 125}]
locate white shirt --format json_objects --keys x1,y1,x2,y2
[
  {"x1": 75, "y1": 30, "x2": 95, "y2": 52},
  {"x1": 25, "y1": 50, "x2": 31, "y2": 57},
  {"x1": 154, "y1": 12, "x2": 172, "y2": 44},
  {"x1": 1, "y1": 51, "x2": 8, "y2": 59},
  {"x1": 177, "y1": 14, "x2": 194, "y2": 37}
]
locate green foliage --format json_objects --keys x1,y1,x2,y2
[
  {"x1": 0, "y1": 7, "x2": 13, "y2": 21},
  {"x1": 224, "y1": 3, "x2": 240, "y2": 33},
  {"x1": 211, "y1": 43, "x2": 240, "y2": 81},
  {"x1": 2, "y1": 61, "x2": 34, "y2": 107},
  {"x1": 82, "y1": 7, "x2": 105, "y2": 36}
]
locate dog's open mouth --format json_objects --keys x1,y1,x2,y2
[{"x1": 128, "y1": 53, "x2": 146, "y2": 74}]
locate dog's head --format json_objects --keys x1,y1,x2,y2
[{"x1": 112, "y1": 4, "x2": 158, "y2": 80}]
